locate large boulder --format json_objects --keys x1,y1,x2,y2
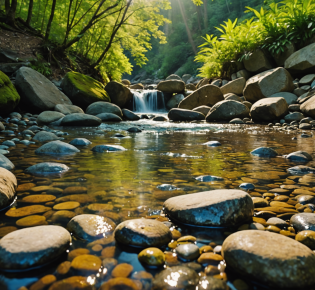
[
  {"x1": 37, "y1": 111, "x2": 65, "y2": 125},
  {"x1": 273, "y1": 42, "x2": 296, "y2": 67},
  {"x1": 243, "y1": 49, "x2": 274, "y2": 74},
  {"x1": 222, "y1": 230, "x2": 315, "y2": 289},
  {"x1": 268, "y1": 92, "x2": 297, "y2": 105},
  {"x1": 35, "y1": 140, "x2": 80, "y2": 155},
  {"x1": 285, "y1": 43, "x2": 315, "y2": 75},
  {"x1": 178, "y1": 85, "x2": 224, "y2": 110},
  {"x1": 105, "y1": 81, "x2": 132, "y2": 108},
  {"x1": 157, "y1": 80, "x2": 185, "y2": 93},
  {"x1": 164, "y1": 189, "x2": 254, "y2": 227},
  {"x1": 250, "y1": 97, "x2": 288, "y2": 121},
  {"x1": 168, "y1": 109, "x2": 205, "y2": 122},
  {"x1": 166, "y1": 74, "x2": 182, "y2": 81},
  {"x1": 33, "y1": 131, "x2": 59, "y2": 143},
  {"x1": 220, "y1": 77, "x2": 246, "y2": 95},
  {"x1": 166, "y1": 94, "x2": 185, "y2": 109},
  {"x1": 206, "y1": 100, "x2": 249, "y2": 121},
  {"x1": 122, "y1": 109, "x2": 140, "y2": 121},
  {"x1": 0, "y1": 71, "x2": 20, "y2": 114},
  {"x1": 61, "y1": 113, "x2": 101, "y2": 126},
  {"x1": 86, "y1": 101, "x2": 122, "y2": 117},
  {"x1": 61, "y1": 72, "x2": 110, "y2": 110},
  {"x1": 54, "y1": 104, "x2": 84, "y2": 115},
  {"x1": 15, "y1": 67, "x2": 72, "y2": 112},
  {"x1": 243, "y1": 67, "x2": 294, "y2": 102},
  {"x1": 301, "y1": 95, "x2": 315, "y2": 118},
  {"x1": 0, "y1": 167, "x2": 17, "y2": 210}
]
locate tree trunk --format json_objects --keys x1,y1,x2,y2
[
  {"x1": 40, "y1": 0, "x2": 49, "y2": 32},
  {"x1": 5, "y1": 0, "x2": 10, "y2": 15},
  {"x1": 26, "y1": 0, "x2": 34, "y2": 25},
  {"x1": 44, "y1": 0, "x2": 57, "y2": 42},
  {"x1": 6, "y1": 0, "x2": 18, "y2": 26},
  {"x1": 176, "y1": 0, "x2": 197, "y2": 54},
  {"x1": 196, "y1": 5, "x2": 202, "y2": 32},
  {"x1": 203, "y1": 0, "x2": 208, "y2": 29}
]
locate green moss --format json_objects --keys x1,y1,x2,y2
[
  {"x1": 0, "y1": 71, "x2": 20, "y2": 113},
  {"x1": 67, "y1": 72, "x2": 110, "y2": 103}
]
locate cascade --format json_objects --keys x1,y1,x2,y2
[{"x1": 132, "y1": 90, "x2": 166, "y2": 113}]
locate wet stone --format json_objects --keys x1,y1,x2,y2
[
  {"x1": 176, "y1": 244, "x2": 200, "y2": 261},
  {"x1": 251, "y1": 147, "x2": 278, "y2": 157},
  {"x1": 68, "y1": 248, "x2": 90, "y2": 261},
  {"x1": 35, "y1": 141, "x2": 80, "y2": 155},
  {"x1": 69, "y1": 138, "x2": 92, "y2": 146},
  {"x1": 197, "y1": 253, "x2": 224, "y2": 265},
  {"x1": 240, "y1": 183, "x2": 255, "y2": 190},
  {"x1": 48, "y1": 276, "x2": 93, "y2": 290},
  {"x1": 16, "y1": 215, "x2": 47, "y2": 227},
  {"x1": 195, "y1": 175, "x2": 224, "y2": 182},
  {"x1": 67, "y1": 214, "x2": 116, "y2": 241},
  {"x1": 29, "y1": 274, "x2": 56, "y2": 290},
  {"x1": 0, "y1": 154, "x2": 14, "y2": 170},
  {"x1": 102, "y1": 258, "x2": 118, "y2": 273},
  {"x1": 114, "y1": 218, "x2": 172, "y2": 248},
  {"x1": 252, "y1": 197, "x2": 268, "y2": 208},
  {"x1": 297, "y1": 195, "x2": 315, "y2": 205},
  {"x1": 291, "y1": 213, "x2": 315, "y2": 231},
  {"x1": 198, "y1": 276, "x2": 227, "y2": 290},
  {"x1": 0, "y1": 225, "x2": 71, "y2": 270},
  {"x1": 112, "y1": 263, "x2": 134, "y2": 278},
  {"x1": 91, "y1": 144, "x2": 126, "y2": 152},
  {"x1": 203, "y1": 141, "x2": 221, "y2": 147},
  {"x1": 21, "y1": 195, "x2": 56, "y2": 203},
  {"x1": 53, "y1": 201, "x2": 80, "y2": 210},
  {"x1": 138, "y1": 247, "x2": 165, "y2": 267},
  {"x1": 285, "y1": 151, "x2": 312, "y2": 162},
  {"x1": 0, "y1": 226, "x2": 17, "y2": 237},
  {"x1": 99, "y1": 278, "x2": 139, "y2": 290},
  {"x1": 26, "y1": 162, "x2": 69, "y2": 175},
  {"x1": 16, "y1": 183, "x2": 36, "y2": 192},
  {"x1": 266, "y1": 217, "x2": 287, "y2": 228},
  {"x1": 287, "y1": 165, "x2": 315, "y2": 175},
  {"x1": 63, "y1": 186, "x2": 87, "y2": 195},
  {"x1": 56, "y1": 261, "x2": 71, "y2": 275},
  {"x1": 71, "y1": 254, "x2": 102, "y2": 274},
  {"x1": 295, "y1": 230, "x2": 315, "y2": 249},
  {"x1": 51, "y1": 210, "x2": 76, "y2": 223},
  {"x1": 5, "y1": 205, "x2": 51, "y2": 217},
  {"x1": 152, "y1": 266, "x2": 199, "y2": 290}
]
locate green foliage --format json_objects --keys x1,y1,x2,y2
[
  {"x1": 196, "y1": 0, "x2": 315, "y2": 78},
  {"x1": 30, "y1": 53, "x2": 52, "y2": 77}
]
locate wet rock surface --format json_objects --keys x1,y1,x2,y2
[
  {"x1": 35, "y1": 140, "x2": 80, "y2": 155},
  {"x1": 26, "y1": 162, "x2": 69, "y2": 175}
]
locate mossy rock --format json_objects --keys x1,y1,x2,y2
[
  {"x1": 61, "y1": 72, "x2": 110, "y2": 109},
  {"x1": 0, "y1": 70, "x2": 20, "y2": 114}
]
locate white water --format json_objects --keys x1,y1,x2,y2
[{"x1": 132, "y1": 90, "x2": 166, "y2": 113}]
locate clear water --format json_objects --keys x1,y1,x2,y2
[{"x1": 132, "y1": 90, "x2": 166, "y2": 113}]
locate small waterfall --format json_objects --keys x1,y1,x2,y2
[{"x1": 132, "y1": 90, "x2": 166, "y2": 113}]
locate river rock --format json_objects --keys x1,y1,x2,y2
[
  {"x1": 195, "y1": 175, "x2": 224, "y2": 182},
  {"x1": 220, "y1": 77, "x2": 246, "y2": 95},
  {"x1": 251, "y1": 147, "x2": 278, "y2": 157},
  {"x1": 69, "y1": 138, "x2": 91, "y2": 146},
  {"x1": 287, "y1": 165, "x2": 315, "y2": 175},
  {"x1": 268, "y1": 92, "x2": 298, "y2": 105},
  {"x1": 26, "y1": 162, "x2": 69, "y2": 175},
  {"x1": 176, "y1": 244, "x2": 200, "y2": 261},
  {"x1": 152, "y1": 266, "x2": 199, "y2": 290},
  {"x1": 114, "y1": 218, "x2": 172, "y2": 247},
  {"x1": 178, "y1": 85, "x2": 224, "y2": 110},
  {"x1": 296, "y1": 230, "x2": 315, "y2": 249},
  {"x1": 250, "y1": 97, "x2": 288, "y2": 121},
  {"x1": 130, "y1": 83, "x2": 144, "y2": 89},
  {"x1": 138, "y1": 247, "x2": 165, "y2": 267},
  {"x1": 203, "y1": 141, "x2": 221, "y2": 147},
  {"x1": 0, "y1": 225, "x2": 71, "y2": 270},
  {"x1": 291, "y1": 213, "x2": 315, "y2": 231},
  {"x1": 37, "y1": 111, "x2": 65, "y2": 125},
  {"x1": 96, "y1": 113, "x2": 122, "y2": 122},
  {"x1": 284, "y1": 112, "x2": 305, "y2": 122},
  {"x1": 67, "y1": 214, "x2": 116, "y2": 241},
  {"x1": 206, "y1": 100, "x2": 249, "y2": 121},
  {"x1": 33, "y1": 131, "x2": 59, "y2": 143},
  {"x1": 301, "y1": 95, "x2": 315, "y2": 118},
  {"x1": 168, "y1": 109, "x2": 205, "y2": 121},
  {"x1": 105, "y1": 81, "x2": 133, "y2": 108},
  {"x1": 92, "y1": 145, "x2": 126, "y2": 152},
  {"x1": 285, "y1": 151, "x2": 312, "y2": 162},
  {"x1": 192, "y1": 105, "x2": 211, "y2": 116},
  {"x1": 16, "y1": 67, "x2": 72, "y2": 112},
  {"x1": 240, "y1": 183, "x2": 255, "y2": 190},
  {"x1": 166, "y1": 94, "x2": 185, "y2": 109},
  {"x1": 54, "y1": 104, "x2": 84, "y2": 115},
  {"x1": 0, "y1": 154, "x2": 14, "y2": 170},
  {"x1": 297, "y1": 195, "x2": 315, "y2": 205},
  {"x1": 157, "y1": 80, "x2": 185, "y2": 93},
  {"x1": 86, "y1": 101, "x2": 122, "y2": 117},
  {"x1": 0, "y1": 167, "x2": 17, "y2": 210},
  {"x1": 35, "y1": 140, "x2": 80, "y2": 155},
  {"x1": 166, "y1": 74, "x2": 182, "y2": 81},
  {"x1": 0, "y1": 71, "x2": 20, "y2": 114},
  {"x1": 285, "y1": 43, "x2": 315, "y2": 74},
  {"x1": 222, "y1": 230, "x2": 315, "y2": 289},
  {"x1": 61, "y1": 71, "x2": 110, "y2": 109},
  {"x1": 243, "y1": 49, "x2": 273, "y2": 74},
  {"x1": 61, "y1": 113, "x2": 101, "y2": 126},
  {"x1": 122, "y1": 109, "x2": 140, "y2": 121},
  {"x1": 243, "y1": 68, "x2": 294, "y2": 103},
  {"x1": 164, "y1": 189, "x2": 254, "y2": 227}
]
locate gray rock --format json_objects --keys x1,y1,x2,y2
[
  {"x1": 153, "y1": 116, "x2": 168, "y2": 121},
  {"x1": 176, "y1": 244, "x2": 200, "y2": 261},
  {"x1": 26, "y1": 162, "x2": 69, "y2": 175},
  {"x1": 297, "y1": 195, "x2": 315, "y2": 205},
  {"x1": 291, "y1": 213, "x2": 315, "y2": 231},
  {"x1": 284, "y1": 112, "x2": 305, "y2": 122},
  {"x1": 240, "y1": 183, "x2": 255, "y2": 190},
  {"x1": 33, "y1": 131, "x2": 59, "y2": 142},
  {"x1": 251, "y1": 147, "x2": 278, "y2": 157},
  {"x1": 35, "y1": 140, "x2": 80, "y2": 155},
  {"x1": 287, "y1": 165, "x2": 315, "y2": 175},
  {"x1": 91, "y1": 144, "x2": 126, "y2": 152},
  {"x1": 166, "y1": 94, "x2": 185, "y2": 109},
  {"x1": 15, "y1": 67, "x2": 72, "y2": 112},
  {"x1": 222, "y1": 230, "x2": 315, "y2": 289},
  {"x1": 37, "y1": 111, "x2": 65, "y2": 125},
  {"x1": 86, "y1": 101, "x2": 123, "y2": 117},
  {"x1": 285, "y1": 151, "x2": 312, "y2": 162},
  {"x1": 61, "y1": 113, "x2": 101, "y2": 126},
  {"x1": 266, "y1": 217, "x2": 287, "y2": 228},
  {"x1": 153, "y1": 266, "x2": 199, "y2": 290},
  {"x1": 220, "y1": 77, "x2": 246, "y2": 95},
  {"x1": 195, "y1": 175, "x2": 224, "y2": 182},
  {"x1": 105, "y1": 81, "x2": 133, "y2": 108},
  {"x1": 197, "y1": 276, "x2": 227, "y2": 290},
  {"x1": 168, "y1": 109, "x2": 205, "y2": 121},
  {"x1": 268, "y1": 92, "x2": 298, "y2": 105},
  {"x1": 69, "y1": 138, "x2": 91, "y2": 146},
  {"x1": 192, "y1": 105, "x2": 211, "y2": 116},
  {"x1": 127, "y1": 127, "x2": 142, "y2": 133},
  {"x1": 157, "y1": 184, "x2": 177, "y2": 191},
  {"x1": 2, "y1": 140, "x2": 15, "y2": 147},
  {"x1": 0, "y1": 154, "x2": 14, "y2": 170},
  {"x1": 166, "y1": 74, "x2": 182, "y2": 81},
  {"x1": 0, "y1": 167, "x2": 17, "y2": 209},
  {"x1": 250, "y1": 97, "x2": 288, "y2": 121},
  {"x1": 67, "y1": 214, "x2": 116, "y2": 241},
  {"x1": 122, "y1": 109, "x2": 140, "y2": 121},
  {"x1": 203, "y1": 141, "x2": 221, "y2": 147},
  {"x1": 157, "y1": 80, "x2": 185, "y2": 93},
  {"x1": 54, "y1": 104, "x2": 84, "y2": 115},
  {"x1": 164, "y1": 189, "x2": 254, "y2": 227},
  {"x1": 0, "y1": 226, "x2": 71, "y2": 270},
  {"x1": 243, "y1": 49, "x2": 273, "y2": 74},
  {"x1": 114, "y1": 218, "x2": 172, "y2": 247},
  {"x1": 96, "y1": 113, "x2": 122, "y2": 122},
  {"x1": 206, "y1": 100, "x2": 249, "y2": 121}
]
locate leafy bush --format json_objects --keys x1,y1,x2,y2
[{"x1": 30, "y1": 54, "x2": 52, "y2": 77}]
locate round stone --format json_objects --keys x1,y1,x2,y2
[
  {"x1": 112, "y1": 263, "x2": 133, "y2": 278},
  {"x1": 26, "y1": 162, "x2": 69, "y2": 175},
  {"x1": 5, "y1": 205, "x2": 51, "y2": 217},
  {"x1": 296, "y1": 230, "x2": 315, "y2": 249},
  {"x1": 0, "y1": 167, "x2": 17, "y2": 210},
  {"x1": 203, "y1": 141, "x2": 221, "y2": 147},
  {"x1": 21, "y1": 195, "x2": 56, "y2": 203},
  {"x1": 67, "y1": 214, "x2": 116, "y2": 241},
  {"x1": 252, "y1": 197, "x2": 268, "y2": 208},
  {"x1": 198, "y1": 276, "x2": 227, "y2": 290},
  {"x1": 91, "y1": 144, "x2": 126, "y2": 152},
  {"x1": 49, "y1": 276, "x2": 92, "y2": 290},
  {"x1": 71, "y1": 254, "x2": 102, "y2": 274},
  {"x1": 266, "y1": 217, "x2": 287, "y2": 228},
  {"x1": 297, "y1": 195, "x2": 315, "y2": 205},
  {"x1": 16, "y1": 215, "x2": 47, "y2": 227},
  {"x1": 53, "y1": 202, "x2": 80, "y2": 210},
  {"x1": 239, "y1": 183, "x2": 255, "y2": 190},
  {"x1": 114, "y1": 218, "x2": 172, "y2": 248},
  {"x1": 99, "y1": 278, "x2": 139, "y2": 290},
  {"x1": 0, "y1": 225, "x2": 71, "y2": 270},
  {"x1": 164, "y1": 189, "x2": 254, "y2": 227},
  {"x1": 138, "y1": 247, "x2": 165, "y2": 267},
  {"x1": 69, "y1": 138, "x2": 92, "y2": 146},
  {"x1": 197, "y1": 253, "x2": 223, "y2": 264},
  {"x1": 195, "y1": 175, "x2": 224, "y2": 182},
  {"x1": 251, "y1": 147, "x2": 278, "y2": 157},
  {"x1": 35, "y1": 140, "x2": 80, "y2": 155},
  {"x1": 291, "y1": 213, "x2": 315, "y2": 231},
  {"x1": 17, "y1": 183, "x2": 36, "y2": 192},
  {"x1": 176, "y1": 244, "x2": 200, "y2": 261},
  {"x1": 222, "y1": 230, "x2": 315, "y2": 288},
  {"x1": 152, "y1": 266, "x2": 199, "y2": 290},
  {"x1": 287, "y1": 165, "x2": 315, "y2": 175}
]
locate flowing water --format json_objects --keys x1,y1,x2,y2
[
  {"x1": 0, "y1": 121, "x2": 314, "y2": 290},
  {"x1": 132, "y1": 90, "x2": 167, "y2": 113}
]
